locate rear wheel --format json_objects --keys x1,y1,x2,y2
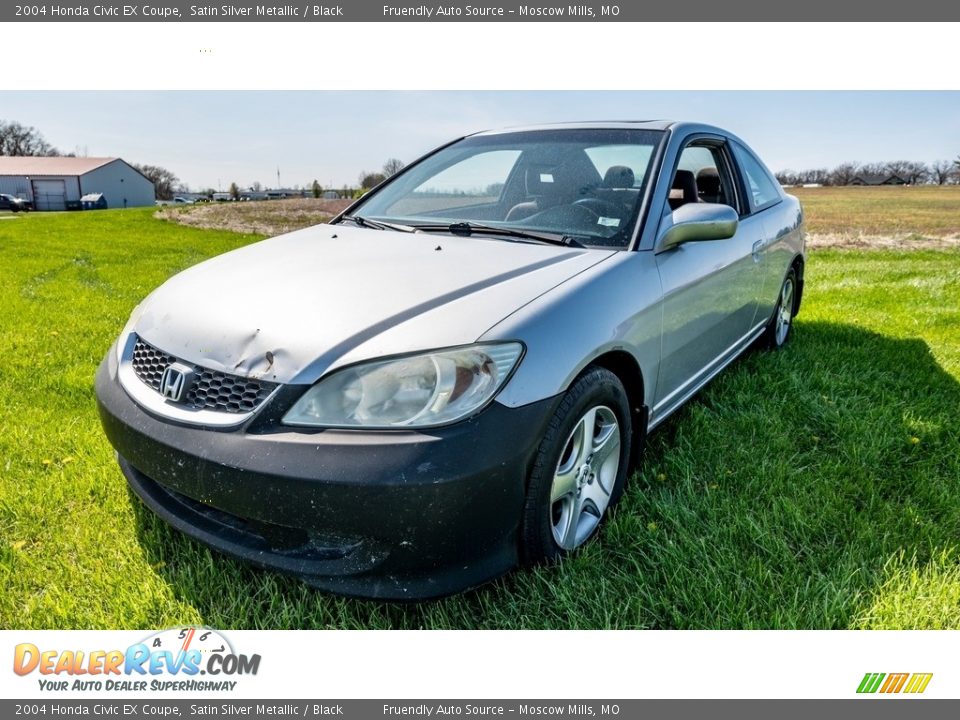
[
  {"x1": 762, "y1": 267, "x2": 797, "y2": 349},
  {"x1": 521, "y1": 367, "x2": 632, "y2": 564}
]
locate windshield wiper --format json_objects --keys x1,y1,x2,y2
[
  {"x1": 416, "y1": 221, "x2": 584, "y2": 248},
  {"x1": 338, "y1": 215, "x2": 419, "y2": 233}
]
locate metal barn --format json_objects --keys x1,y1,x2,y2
[{"x1": 0, "y1": 156, "x2": 155, "y2": 210}]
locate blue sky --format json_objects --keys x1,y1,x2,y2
[{"x1": 2, "y1": 91, "x2": 957, "y2": 189}]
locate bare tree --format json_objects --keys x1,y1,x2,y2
[
  {"x1": 903, "y1": 161, "x2": 929, "y2": 185},
  {"x1": 858, "y1": 162, "x2": 886, "y2": 178},
  {"x1": 829, "y1": 162, "x2": 860, "y2": 186},
  {"x1": 930, "y1": 160, "x2": 954, "y2": 185},
  {"x1": 882, "y1": 160, "x2": 910, "y2": 179},
  {"x1": 134, "y1": 163, "x2": 179, "y2": 200},
  {"x1": 250, "y1": 181, "x2": 263, "y2": 192},
  {"x1": 883, "y1": 160, "x2": 928, "y2": 185},
  {"x1": 0, "y1": 120, "x2": 59, "y2": 156},
  {"x1": 383, "y1": 158, "x2": 405, "y2": 178},
  {"x1": 775, "y1": 169, "x2": 796, "y2": 186}
]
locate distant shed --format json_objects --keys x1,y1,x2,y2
[
  {"x1": 850, "y1": 173, "x2": 909, "y2": 186},
  {"x1": 0, "y1": 156, "x2": 155, "y2": 210}
]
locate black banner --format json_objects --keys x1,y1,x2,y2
[{"x1": 4, "y1": 0, "x2": 959, "y2": 22}]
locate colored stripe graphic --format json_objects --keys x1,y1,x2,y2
[
  {"x1": 857, "y1": 672, "x2": 932, "y2": 694},
  {"x1": 857, "y1": 673, "x2": 885, "y2": 693},
  {"x1": 904, "y1": 674, "x2": 933, "y2": 694},
  {"x1": 880, "y1": 673, "x2": 909, "y2": 693}
]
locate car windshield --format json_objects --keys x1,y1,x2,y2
[{"x1": 347, "y1": 128, "x2": 665, "y2": 248}]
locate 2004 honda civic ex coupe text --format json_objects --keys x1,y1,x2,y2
[{"x1": 96, "y1": 122, "x2": 805, "y2": 599}]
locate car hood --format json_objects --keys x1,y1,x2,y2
[{"x1": 131, "y1": 224, "x2": 615, "y2": 385}]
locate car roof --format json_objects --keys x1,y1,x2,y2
[
  {"x1": 470, "y1": 120, "x2": 733, "y2": 138},
  {"x1": 471, "y1": 120, "x2": 682, "y2": 133}
]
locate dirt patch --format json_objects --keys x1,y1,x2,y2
[
  {"x1": 156, "y1": 198, "x2": 353, "y2": 236},
  {"x1": 807, "y1": 232, "x2": 960, "y2": 250}
]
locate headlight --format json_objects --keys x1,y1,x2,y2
[{"x1": 282, "y1": 343, "x2": 524, "y2": 429}]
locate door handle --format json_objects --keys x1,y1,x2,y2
[{"x1": 751, "y1": 240, "x2": 764, "y2": 262}]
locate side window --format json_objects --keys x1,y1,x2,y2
[
  {"x1": 670, "y1": 143, "x2": 737, "y2": 211},
  {"x1": 731, "y1": 142, "x2": 781, "y2": 212}
]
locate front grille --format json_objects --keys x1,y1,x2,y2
[{"x1": 131, "y1": 336, "x2": 278, "y2": 414}]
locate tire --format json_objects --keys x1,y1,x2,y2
[
  {"x1": 520, "y1": 367, "x2": 632, "y2": 565},
  {"x1": 762, "y1": 267, "x2": 798, "y2": 349}
]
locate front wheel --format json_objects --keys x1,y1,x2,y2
[
  {"x1": 520, "y1": 367, "x2": 632, "y2": 564},
  {"x1": 762, "y1": 268, "x2": 797, "y2": 349}
]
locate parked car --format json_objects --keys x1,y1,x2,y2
[
  {"x1": 0, "y1": 193, "x2": 31, "y2": 212},
  {"x1": 96, "y1": 122, "x2": 805, "y2": 599},
  {"x1": 173, "y1": 196, "x2": 195, "y2": 204}
]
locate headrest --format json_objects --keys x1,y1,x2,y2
[
  {"x1": 696, "y1": 167, "x2": 721, "y2": 193},
  {"x1": 602, "y1": 165, "x2": 635, "y2": 189},
  {"x1": 670, "y1": 169, "x2": 699, "y2": 204}
]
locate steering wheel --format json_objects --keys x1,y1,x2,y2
[
  {"x1": 524, "y1": 203, "x2": 602, "y2": 230},
  {"x1": 573, "y1": 197, "x2": 624, "y2": 219}
]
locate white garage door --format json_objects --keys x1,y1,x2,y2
[{"x1": 32, "y1": 179, "x2": 66, "y2": 211}]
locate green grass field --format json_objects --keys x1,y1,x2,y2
[{"x1": 1, "y1": 203, "x2": 958, "y2": 630}]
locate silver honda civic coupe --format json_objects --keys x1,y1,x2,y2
[{"x1": 96, "y1": 121, "x2": 805, "y2": 599}]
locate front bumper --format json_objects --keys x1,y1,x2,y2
[{"x1": 95, "y1": 348, "x2": 558, "y2": 600}]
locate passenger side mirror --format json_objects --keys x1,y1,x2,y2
[{"x1": 656, "y1": 203, "x2": 739, "y2": 252}]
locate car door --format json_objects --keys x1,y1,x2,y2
[
  {"x1": 730, "y1": 140, "x2": 789, "y2": 325},
  {"x1": 652, "y1": 139, "x2": 763, "y2": 416}
]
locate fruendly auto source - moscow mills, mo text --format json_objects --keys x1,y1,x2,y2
[{"x1": 382, "y1": 4, "x2": 618, "y2": 17}]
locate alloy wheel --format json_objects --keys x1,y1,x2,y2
[
  {"x1": 549, "y1": 405, "x2": 621, "y2": 550},
  {"x1": 775, "y1": 277, "x2": 794, "y2": 346}
]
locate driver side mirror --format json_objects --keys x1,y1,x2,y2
[{"x1": 656, "y1": 203, "x2": 739, "y2": 252}]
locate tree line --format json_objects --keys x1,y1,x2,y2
[
  {"x1": 1, "y1": 119, "x2": 408, "y2": 201},
  {"x1": 10, "y1": 117, "x2": 957, "y2": 196},
  {"x1": 776, "y1": 157, "x2": 960, "y2": 186}
]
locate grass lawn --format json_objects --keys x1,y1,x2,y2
[{"x1": 1, "y1": 206, "x2": 958, "y2": 629}]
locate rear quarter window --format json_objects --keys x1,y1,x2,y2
[{"x1": 732, "y1": 141, "x2": 781, "y2": 213}]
